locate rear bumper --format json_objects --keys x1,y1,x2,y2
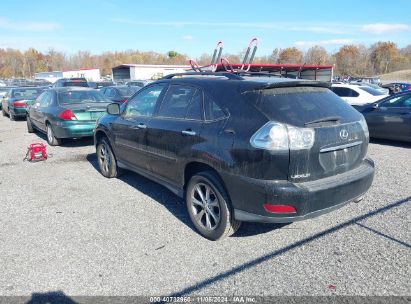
[
  {"x1": 53, "y1": 121, "x2": 96, "y2": 138},
  {"x1": 224, "y1": 158, "x2": 375, "y2": 223},
  {"x1": 10, "y1": 107, "x2": 27, "y2": 117}
]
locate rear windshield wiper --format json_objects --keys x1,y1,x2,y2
[{"x1": 305, "y1": 116, "x2": 341, "y2": 126}]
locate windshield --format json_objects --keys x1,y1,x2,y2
[
  {"x1": 57, "y1": 90, "x2": 111, "y2": 104},
  {"x1": 252, "y1": 87, "x2": 361, "y2": 127},
  {"x1": 11, "y1": 88, "x2": 44, "y2": 99},
  {"x1": 359, "y1": 86, "x2": 386, "y2": 96}
]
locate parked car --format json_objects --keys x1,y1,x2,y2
[
  {"x1": 0, "y1": 86, "x2": 14, "y2": 110},
  {"x1": 26, "y1": 87, "x2": 111, "y2": 146},
  {"x1": 88, "y1": 81, "x2": 114, "y2": 89},
  {"x1": 126, "y1": 80, "x2": 152, "y2": 87},
  {"x1": 381, "y1": 82, "x2": 411, "y2": 94},
  {"x1": 331, "y1": 84, "x2": 388, "y2": 105},
  {"x1": 94, "y1": 73, "x2": 374, "y2": 240},
  {"x1": 353, "y1": 91, "x2": 411, "y2": 142},
  {"x1": 100, "y1": 85, "x2": 142, "y2": 104},
  {"x1": 356, "y1": 77, "x2": 381, "y2": 85},
  {"x1": 52, "y1": 78, "x2": 89, "y2": 88},
  {"x1": 1, "y1": 87, "x2": 45, "y2": 120}
]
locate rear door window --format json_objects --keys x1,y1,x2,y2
[
  {"x1": 40, "y1": 92, "x2": 53, "y2": 107},
  {"x1": 157, "y1": 85, "x2": 198, "y2": 119},
  {"x1": 254, "y1": 87, "x2": 362, "y2": 127}
]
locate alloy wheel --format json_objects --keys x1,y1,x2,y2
[
  {"x1": 99, "y1": 144, "x2": 110, "y2": 173},
  {"x1": 190, "y1": 183, "x2": 221, "y2": 230}
]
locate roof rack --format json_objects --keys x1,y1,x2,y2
[
  {"x1": 185, "y1": 38, "x2": 334, "y2": 81},
  {"x1": 161, "y1": 71, "x2": 244, "y2": 80}
]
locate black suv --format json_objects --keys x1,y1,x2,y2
[
  {"x1": 94, "y1": 73, "x2": 374, "y2": 240},
  {"x1": 53, "y1": 78, "x2": 89, "y2": 88}
]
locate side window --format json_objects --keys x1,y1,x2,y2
[
  {"x1": 185, "y1": 90, "x2": 203, "y2": 120},
  {"x1": 204, "y1": 94, "x2": 227, "y2": 120},
  {"x1": 157, "y1": 85, "x2": 197, "y2": 119},
  {"x1": 332, "y1": 87, "x2": 349, "y2": 97},
  {"x1": 381, "y1": 95, "x2": 411, "y2": 107},
  {"x1": 105, "y1": 88, "x2": 115, "y2": 98},
  {"x1": 348, "y1": 89, "x2": 359, "y2": 97},
  {"x1": 40, "y1": 92, "x2": 52, "y2": 107},
  {"x1": 123, "y1": 84, "x2": 165, "y2": 118}
]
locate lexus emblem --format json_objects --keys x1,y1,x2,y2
[{"x1": 340, "y1": 129, "x2": 349, "y2": 140}]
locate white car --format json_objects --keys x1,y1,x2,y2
[{"x1": 331, "y1": 84, "x2": 388, "y2": 105}]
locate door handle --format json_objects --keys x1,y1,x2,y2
[
  {"x1": 181, "y1": 130, "x2": 196, "y2": 136},
  {"x1": 131, "y1": 123, "x2": 147, "y2": 129}
]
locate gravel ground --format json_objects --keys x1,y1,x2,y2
[{"x1": 0, "y1": 115, "x2": 410, "y2": 299}]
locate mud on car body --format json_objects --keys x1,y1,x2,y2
[{"x1": 94, "y1": 73, "x2": 375, "y2": 240}]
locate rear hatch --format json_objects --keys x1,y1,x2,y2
[{"x1": 255, "y1": 86, "x2": 368, "y2": 182}]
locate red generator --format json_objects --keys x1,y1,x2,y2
[{"x1": 24, "y1": 143, "x2": 48, "y2": 162}]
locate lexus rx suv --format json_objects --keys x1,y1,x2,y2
[{"x1": 94, "y1": 72, "x2": 375, "y2": 240}]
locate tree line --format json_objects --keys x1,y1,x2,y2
[{"x1": 0, "y1": 41, "x2": 410, "y2": 79}]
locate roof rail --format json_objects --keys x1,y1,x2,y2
[
  {"x1": 233, "y1": 71, "x2": 283, "y2": 78},
  {"x1": 161, "y1": 72, "x2": 244, "y2": 80}
]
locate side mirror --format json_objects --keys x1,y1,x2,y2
[
  {"x1": 107, "y1": 103, "x2": 120, "y2": 115},
  {"x1": 372, "y1": 103, "x2": 379, "y2": 109}
]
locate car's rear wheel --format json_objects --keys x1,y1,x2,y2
[
  {"x1": 46, "y1": 123, "x2": 61, "y2": 146},
  {"x1": 186, "y1": 171, "x2": 241, "y2": 241},
  {"x1": 9, "y1": 112, "x2": 15, "y2": 121},
  {"x1": 27, "y1": 116, "x2": 34, "y2": 133},
  {"x1": 97, "y1": 137, "x2": 121, "y2": 178}
]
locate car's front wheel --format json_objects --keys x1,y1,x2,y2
[
  {"x1": 96, "y1": 138, "x2": 121, "y2": 178},
  {"x1": 46, "y1": 123, "x2": 61, "y2": 146},
  {"x1": 186, "y1": 171, "x2": 241, "y2": 241}
]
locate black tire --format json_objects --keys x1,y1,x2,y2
[
  {"x1": 27, "y1": 116, "x2": 34, "y2": 133},
  {"x1": 1, "y1": 108, "x2": 5, "y2": 116},
  {"x1": 46, "y1": 123, "x2": 61, "y2": 146},
  {"x1": 96, "y1": 137, "x2": 122, "y2": 178},
  {"x1": 185, "y1": 171, "x2": 241, "y2": 241},
  {"x1": 9, "y1": 111, "x2": 15, "y2": 121}
]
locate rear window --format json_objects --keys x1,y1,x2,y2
[
  {"x1": 57, "y1": 90, "x2": 111, "y2": 104},
  {"x1": 253, "y1": 87, "x2": 361, "y2": 127},
  {"x1": 63, "y1": 82, "x2": 89, "y2": 87},
  {"x1": 12, "y1": 88, "x2": 43, "y2": 99},
  {"x1": 118, "y1": 86, "x2": 141, "y2": 96},
  {"x1": 359, "y1": 86, "x2": 385, "y2": 96}
]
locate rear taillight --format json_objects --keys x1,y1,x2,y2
[
  {"x1": 263, "y1": 204, "x2": 297, "y2": 214},
  {"x1": 250, "y1": 122, "x2": 315, "y2": 151},
  {"x1": 13, "y1": 101, "x2": 27, "y2": 108},
  {"x1": 59, "y1": 109, "x2": 77, "y2": 120},
  {"x1": 121, "y1": 99, "x2": 127, "y2": 103}
]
